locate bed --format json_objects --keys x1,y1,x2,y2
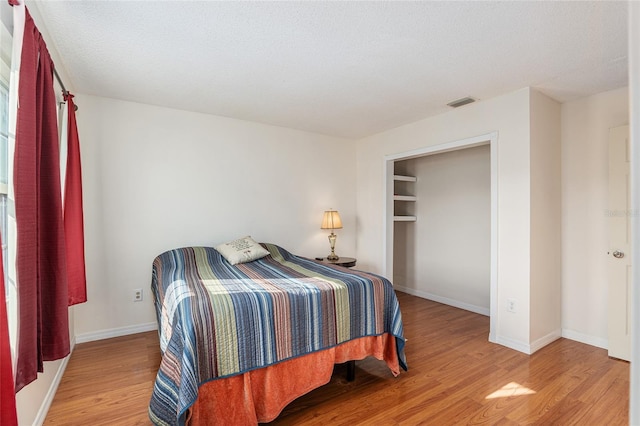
[{"x1": 149, "y1": 242, "x2": 407, "y2": 425}]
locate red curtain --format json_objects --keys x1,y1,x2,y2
[
  {"x1": 0, "y1": 234, "x2": 18, "y2": 426},
  {"x1": 64, "y1": 93, "x2": 87, "y2": 306},
  {"x1": 13, "y1": 9, "x2": 70, "y2": 392}
]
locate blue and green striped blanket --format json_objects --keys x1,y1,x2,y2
[{"x1": 149, "y1": 243, "x2": 406, "y2": 425}]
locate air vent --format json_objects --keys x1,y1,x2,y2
[{"x1": 447, "y1": 97, "x2": 476, "y2": 108}]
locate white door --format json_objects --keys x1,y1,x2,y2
[{"x1": 608, "y1": 125, "x2": 632, "y2": 361}]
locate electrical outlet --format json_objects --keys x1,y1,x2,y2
[
  {"x1": 507, "y1": 298, "x2": 516, "y2": 313},
  {"x1": 133, "y1": 288, "x2": 143, "y2": 302}
]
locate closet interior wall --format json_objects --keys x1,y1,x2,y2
[{"x1": 393, "y1": 145, "x2": 491, "y2": 315}]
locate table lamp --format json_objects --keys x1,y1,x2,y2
[{"x1": 321, "y1": 209, "x2": 343, "y2": 260}]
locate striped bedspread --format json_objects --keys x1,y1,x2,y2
[{"x1": 149, "y1": 243, "x2": 407, "y2": 426}]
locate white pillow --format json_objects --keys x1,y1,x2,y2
[{"x1": 215, "y1": 236, "x2": 269, "y2": 265}]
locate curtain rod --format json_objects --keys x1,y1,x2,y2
[
  {"x1": 53, "y1": 67, "x2": 78, "y2": 111},
  {"x1": 53, "y1": 67, "x2": 68, "y2": 95}
]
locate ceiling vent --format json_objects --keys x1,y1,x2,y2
[{"x1": 447, "y1": 97, "x2": 476, "y2": 108}]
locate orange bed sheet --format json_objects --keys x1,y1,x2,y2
[{"x1": 187, "y1": 333, "x2": 400, "y2": 425}]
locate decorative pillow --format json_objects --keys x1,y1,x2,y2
[{"x1": 215, "y1": 236, "x2": 269, "y2": 265}]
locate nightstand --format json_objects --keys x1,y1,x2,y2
[{"x1": 318, "y1": 257, "x2": 356, "y2": 268}]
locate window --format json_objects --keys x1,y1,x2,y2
[
  {"x1": 1, "y1": 76, "x2": 7, "y2": 297},
  {"x1": 1, "y1": 11, "x2": 10, "y2": 294},
  {"x1": 1, "y1": 10, "x2": 16, "y2": 357}
]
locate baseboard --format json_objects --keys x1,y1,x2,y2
[
  {"x1": 395, "y1": 285, "x2": 560, "y2": 354},
  {"x1": 497, "y1": 329, "x2": 600, "y2": 355},
  {"x1": 75, "y1": 322, "x2": 157, "y2": 344},
  {"x1": 530, "y1": 329, "x2": 562, "y2": 354},
  {"x1": 394, "y1": 286, "x2": 490, "y2": 316},
  {"x1": 494, "y1": 335, "x2": 532, "y2": 354},
  {"x1": 561, "y1": 328, "x2": 608, "y2": 350},
  {"x1": 32, "y1": 345, "x2": 73, "y2": 426}
]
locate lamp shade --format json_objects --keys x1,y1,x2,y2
[{"x1": 321, "y1": 210, "x2": 343, "y2": 230}]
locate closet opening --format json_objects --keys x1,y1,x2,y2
[{"x1": 383, "y1": 132, "x2": 498, "y2": 342}]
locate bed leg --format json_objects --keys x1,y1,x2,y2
[{"x1": 346, "y1": 360, "x2": 355, "y2": 382}]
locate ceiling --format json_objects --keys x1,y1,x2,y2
[{"x1": 31, "y1": 1, "x2": 628, "y2": 139}]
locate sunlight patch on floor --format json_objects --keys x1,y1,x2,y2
[{"x1": 485, "y1": 382, "x2": 536, "y2": 399}]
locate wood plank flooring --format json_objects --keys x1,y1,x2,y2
[
  {"x1": 44, "y1": 292, "x2": 629, "y2": 425},
  {"x1": 44, "y1": 332, "x2": 161, "y2": 425}
]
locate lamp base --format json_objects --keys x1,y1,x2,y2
[{"x1": 327, "y1": 232, "x2": 339, "y2": 261}]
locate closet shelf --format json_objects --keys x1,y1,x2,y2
[
  {"x1": 394, "y1": 195, "x2": 417, "y2": 202},
  {"x1": 393, "y1": 175, "x2": 417, "y2": 182},
  {"x1": 393, "y1": 174, "x2": 417, "y2": 219},
  {"x1": 394, "y1": 215, "x2": 417, "y2": 222}
]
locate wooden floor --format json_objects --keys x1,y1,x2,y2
[{"x1": 45, "y1": 292, "x2": 629, "y2": 425}]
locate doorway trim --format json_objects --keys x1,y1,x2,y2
[{"x1": 383, "y1": 131, "x2": 498, "y2": 342}]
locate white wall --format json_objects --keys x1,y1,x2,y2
[
  {"x1": 356, "y1": 88, "x2": 535, "y2": 350},
  {"x1": 560, "y1": 86, "x2": 629, "y2": 348},
  {"x1": 73, "y1": 94, "x2": 356, "y2": 338},
  {"x1": 393, "y1": 145, "x2": 491, "y2": 314},
  {"x1": 529, "y1": 90, "x2": 562, "y2": 346}
]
